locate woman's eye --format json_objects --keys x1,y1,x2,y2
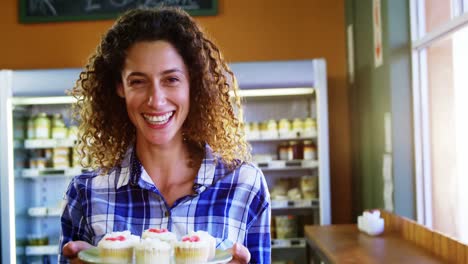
[
  {"x1": 129, "y1": 79, "x2": 145, "y2": 86},
  {"x1": 165, "y1": 77, "x2": 180, "y2": 85}
]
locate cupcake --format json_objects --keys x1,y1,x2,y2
[
  {"x1": 189, "y1": 230, "x2": 217, "y2": 260},
  {"x1": 174, "y1": 234, "x2": 210, "y2": 264},
  {"x1": 142, "y1": 228, "x2": 177, "y2": 245},
  {"x1": 97, "y1": 230, "x2": 139, "y2": 264},
  {"x1": 135, "y1": 238, "x2": 172, "y2": 264}
]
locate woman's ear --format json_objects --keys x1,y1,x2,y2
[{"x1": 117, "y1": 83, "x2": 125, "y2": 98}]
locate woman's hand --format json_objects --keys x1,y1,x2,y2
[
  {"x1": 228, "y1": 243, "x2": 251, "y2": 264},
  {"x1": 62, "y1": 240, "x2": 93, "y2": 264}
]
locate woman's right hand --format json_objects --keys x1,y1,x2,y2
[{"x1": 62, "y1": 240, "x2": 93, "y2": 264}]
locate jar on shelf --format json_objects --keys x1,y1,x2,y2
[
  {"x1": 34, "y1": 113, "x2": 50, "y2": 139},
  {"x1": 51, "y1": 113, "x2": 67, "y2": 139},
  {"x1": 289, "y1": 141, "x2": 303, "y2": 160},
  {"x1": 300, "y1": 175, "x2": 318, "y2": 199},
  {"x1": 53, "y1": 147, "x2": 71, "y2": 168},
  {"x1": 261, "y1": 119, "x2": 278, "y2": 139},
  {"x1": 35, "y1": 158, "x2": 47, "y2": 169},
  {"x1": 249, "y1": 122, "x2": 260, "y2": 139},
  {"x1": 291, "y1": 118, "x2": 304, "y2": 137},
  {"x1": 303, "y1": 117, "x2": 317, "y2": 137},
  {"x1": 275, "y1": 178, "x2": 290, "y2": 196},
  {"x1": 303, "y1": 140, "x2": 317, "y2": 160},
  {"x1": 51, "y1": 113, "x2": 65, "y2": 128},
  {"x1": 27, "y1": 234, "x2": 49, "y2": 246},
  {"x1": 287, "y1": 187, "x2": 302, "y2": 200},
  {"x1": 278, "y1": 142, "x2": 293, "y2": 160},
  {"x1": 278, "y1": 119, "x2": 291, "y2": 138},
  {"x1": 29, "y1": 158, "x2": 38, "y2": 169},
  {"x1": 275, "y1": 215, "x2": 298, "y2": 239}
]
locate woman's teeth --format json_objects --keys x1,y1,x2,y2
[{"x1": 143, "y1": 112, "x2": 173, "y2": 125}]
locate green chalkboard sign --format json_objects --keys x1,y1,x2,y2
[{"x1": 19, "y1": 0, "x2": 218, "y2": 23}]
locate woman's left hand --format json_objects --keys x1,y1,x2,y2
[{"x1": 228, "y1": 243, "x2": 251, "y2": 264}]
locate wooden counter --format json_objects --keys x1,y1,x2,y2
[{"x1": 305, "y1": 224, "x2": 446, "y2": 264}]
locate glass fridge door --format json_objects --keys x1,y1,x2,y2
[
  {"x1": 13, "y1": 100, "x2": 78, "y2": 264},
  {"x1": 1, "y1": 69, "x2": 82, "y2": 264}
]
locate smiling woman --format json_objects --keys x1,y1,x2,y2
[
  {"x1": 59, "y1": 7, "x2": 270, "y2": 264},
  {"x1": 117, "y1": 41, "x2": 191, "y2": 148}
]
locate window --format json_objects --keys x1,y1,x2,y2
[{"x1": 411, "y1": 0, "x2": 468, "y2": 243}]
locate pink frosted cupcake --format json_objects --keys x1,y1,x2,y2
[
  {"x1": 134, "y1": 237, "x2": 171, "y2": 264},
  {"x1": 97, "y1": 230, "x2": 139, "y2": 263},
  {"x1": 174, "y1": 234, "x2": 210, "y2": 264},
  {"x1": 189, "y1": 230, "x2": 217, "y2": 260},
  {"x1": 142, "y1": 228, "x2": 177, "y2": 245}
]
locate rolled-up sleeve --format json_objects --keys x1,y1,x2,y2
[{"x1": 58, "y1": 177, "x2": 93, "y2": 263}]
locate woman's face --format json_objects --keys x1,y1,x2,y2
[{"x1": 117, "y1": 40, "x2": 190, "y2": 147}]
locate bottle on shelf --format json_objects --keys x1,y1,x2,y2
[
  {"x1": 303, "y1": 117, "x2": 317, "y2": 137},
  {"x1": 289, "y1": 141, "x2": 303, "y2": 160},
  {"x1": 51, "y1": 113, "x2": 67, "y2": 139},
  {"x1": 291, "y1": 118, "x2": 304, "y2": 137},
  {"x1": 278, "y1": 142, "x2": 293, "y2": 161},
  {"x1": 278, "y1": 119, "x2": 292, "y2": 138},
  {"x1": 303, "y1": 140, "x2": 317, "y2": 160},
  {"x1": 300, "y1": 175, "x2": 318, "y2": 199},
  {"x1": 34, "y1": 113, "x2": 51, "y2": 139},
  {"x1": 275, "y1": 215, "x2": 298, "y2": 239}
]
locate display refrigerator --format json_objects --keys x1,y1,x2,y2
[
  {"x1": 0, "y1": 69, "x2": 82, "y2": 264},
  {"x1": 0, "y1": 60, "x2": 331, "y2": 264}
]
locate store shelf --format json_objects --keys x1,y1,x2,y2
[
  {"x1": 25, "y1": 245, "x2": 59, "y2": 256},
  {"x1": 24, "y1": 138, "x2": 76, "y2": 149},
  {"x1": 271, "y1": 238, "x2": 307, "y2": 249},
  {"x1": 21, "y1": 167, "x2": 82, "y2": 178},
  {"x1": 24, "y1": 138, "x2": 75, "y2": 149},
  {"x1": 272, "y1": 199, "x2": 319, "y2": 209},
  {"x1": 28, "y1": 207, "x2": 62, "y2": 218},
  {"x1": 233, "y1": 87, "x2": 315, "y2": 98},
  {"x1": 248, "y1": 136, "x2": 317, "y2": 143},
  {"x1": 12, "y1": 96, "x2": 76, "y2": 106},
  {"x1": 257, "y1": 160, "x2": 319, "y2": 172},
  {"x1": 261, "y1": 166, "x2": 317, "y2": 172},
  {"x1": 272, "y1": 199, "x2": 319, "y2": 216}
]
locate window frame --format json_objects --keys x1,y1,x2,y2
[{"x1": 410, "y1": 0, "x2": 468, "y2": 227}]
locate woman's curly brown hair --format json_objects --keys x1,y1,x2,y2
[{"x1": 70, "y1": 7, "x2": 251, "y2": 174}]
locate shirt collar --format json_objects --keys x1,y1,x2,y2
[{"x1": 116, "y1": 144, "x2": 218, "y2": 192}]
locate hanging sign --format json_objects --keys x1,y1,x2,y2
[
  {"x1": 373, "y1": 0, "x2": 383, "y2": 68},
  {"x1": 19, "y1": 0, "x2": 218, "y2": 23}
]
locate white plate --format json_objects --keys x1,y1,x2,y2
[{"x1": 78, "y1": 247, "x2": 232, "y2": 264}]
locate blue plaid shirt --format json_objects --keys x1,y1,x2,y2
[{"x1": 59, "y1": 145, "x2": 271, "y2": 263}]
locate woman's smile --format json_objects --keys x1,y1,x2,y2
[{"x1": 142, "y1": 111, "x2": 175, "y2": 126}]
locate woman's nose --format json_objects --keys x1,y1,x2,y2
[{"x1": 147, "y1": 84, "x2": 166, "y2": 106}]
